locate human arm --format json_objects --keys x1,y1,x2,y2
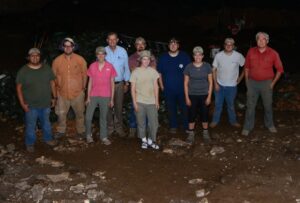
[
  {"x1": 131, "y1": 82, "x2": 138, "y2": 112},
  {"x1": 184, "y1": 75, "x2": 191, "y2": 106},
  {"x1": 123, "y1": 52, "x2": 131, "y2": 93},
  {"x1": 270, "y1": 71, "x2": 282, "y2": 89},
  {"x1": 16, "y1": 84, "x2": 29, "y2": 112},
  {"x1": 206, "y1": 73, "x2": 213, "y2": 105},
  {"x1": 50, "y1": 80, "x2": 57, "y2": 107},
  {"x1": 85, "y1": 77, "x2": 92, "y2": 105},
  {"x1": 212, "y1": 67, "x2": 219, "y2": 91},
  {"x1": 237, "y1": 67, "x2": 245, "y2": 84},
  {"x1": 154, "y1": 77, "x2": 159, "y2": 109},
  {"x1": 82, "y1": 60, "x2": 88, "y2": 91},
  {"x1": 110, "y1": 77, "x2": 115, "y2": 107},
  {"x1": 158, "y1": 74, "x2": 164, "y2": 91}
]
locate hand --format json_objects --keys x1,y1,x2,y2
[
  {"x1": 51, "y1": 98, "x2": 56, "y2": 108},
  {"x1": 205, "y1": 97, "x2": 211, "y2": 106},
  {"x1": 270, "y1": 82, "x2": 275, "y2": 89},
  {"x1": 85, "y1": 97, "x2": 90, "y2": 105},
  {"x1": 21, "y1": 103, "x2": 29, "y2": 112},
  {"x1": 186, "y1": 98, "x2": 191, "y2": 107},
  {"x1": 214, "y1": 83, "x2": 220, "y2": 91},
  {"x1": 160, "y1": 86, "x2": 164, "y2": 91},
  {"x1": 109, "y1": 100, "x2": 114, "y2": 108},
  {"x1": 133, "y1": 103, "x2": 138, "y2": 112},
  {"x1": 123, "y1": 83, "x2": 129, "y2": 93},
  {"x1": 155, "y1": 102, "x2": 160, "y2": 110}
]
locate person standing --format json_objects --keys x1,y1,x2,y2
[
  {"x1": 105, "y1": 32, "x2": 130, "y2": 137},
  {"x1": 85, "y1": 47, "x2": 117, "y2": 145},
  {"x1": 130, "y1": 50, "x2": 160, "y2": 149},
  {"x1": 52, "y1": 37, "x2": 87, "y2": 138},
  {"x1": 128, "y1": 37, "x2": 160, "y2": 138},
  {"x1": 242, "y1": 32, "x2": 284, "y2": 136},
  {"x1": 184, "y1": 46, "x2": 213, "y2": 144},
  {"x1": 210, "y1": 38, "x2": 245, "y2": 128},
  {"x1": 157, "y1": 38, "x2": 190, "y2": 133},
  {"x1": 16, "y1": 48, "x2": 57, "y2": 152}
]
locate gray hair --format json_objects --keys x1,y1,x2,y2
[
  {"x1": 256, "y1": 32, "x2": 269, "y2": 43},
  {"x1": 224, "y1": 38, "x2": 235, "y2": 45},
  {"x1": 135, "y1": 37, "x2": 146, "y2": 45}
]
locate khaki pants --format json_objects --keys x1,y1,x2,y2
[
  {"x1": 107, "y1": 82, "x2": 124, "y2": 133},
  {"x1": 55, "y1": 92, "x2": 85, "y2": 134}
]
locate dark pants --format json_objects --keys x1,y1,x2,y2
[
  {"x1": 188, "y1": 95, "x2": 209, "y2": 123},
  {"x1": 164, "y1": 92, "x2": 188, "y2": 130}
]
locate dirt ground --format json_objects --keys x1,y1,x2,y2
[{"x1": 0, "y1": 106, "x2": 300, "y2": 203}]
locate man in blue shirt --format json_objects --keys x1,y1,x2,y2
[
  {"x1": 105, "y1": 32, "x2": 130, "y2": 137},
  {"x1": 157, "y1": 38, "x2": 191, "y2": 133}
]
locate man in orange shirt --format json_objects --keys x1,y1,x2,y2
[{"x1": 52, "y1": 38, "x2": 87, "y2": 138}]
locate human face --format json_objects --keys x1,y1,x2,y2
[
  {"x1": 28, "y1": 53, "x2": 41, "y2": 65},
  {"x1": 135, "y1": 41, "x2": 146, "y2": 52},
  {"x1": 193, "y1": 52, "x2": 204, "y2": 63},
  {"x1": 140, "y1": 57, "x2": 150, "y2": 67},
  {"x1": 63, "y1": 41, "x2": 74, "y2": 55},
  {"x1": 256, "y1": 33, "x2": 268, "y2": 49},
  {"x1": 168, "y1": 42, "x2": 179, "y2": 53},
  {"x1": 107, "y1": 34, "x2": 119, "y2": 49},
  {"x1": 96, "y1": 52, "x2": 106, "y2": 63},
  {"x1": 224, "y1": 42, "x2": 234, "y2": 53}
]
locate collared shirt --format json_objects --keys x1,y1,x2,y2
[
  {"x1": 52, "y1": 53, "x2": 87, "y2": 99},
  {"x1": 105, "y1": 45, "x2": 130, "y2": 82},
  {"x1": 245, "y1": 47, "x2": 284, "y2": 81},
  {"x1": 87, "y1": 61, "x2": 117, "y2": 97},
  {"x1": 128, "y1": 52, "x2": 157, "y2": 71}
]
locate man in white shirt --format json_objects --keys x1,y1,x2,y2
[{"x1": 210, "y1": 38, "x2": 245, "y2": 128}]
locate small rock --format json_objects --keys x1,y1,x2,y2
[
  {"x1": 210, "y1": 146, "x2": 225, "y2": 156},
  {"x1": 6, "y1": 143, "x2": 15, "y2": 152},
  {"x1": 163, "y1": 148, "x2": 174, "y2": 154},
  {"x1": 70, "y1": 183, "x2": 85, "y2": 193},
  {"x1": 15, "y1": 181, "x2": 31, "y2": 190},
  {"x1": 31, "y1": 184, "x2": 45, "y2": 202},
  {"x1": 102, "y1": 197, "x2": 113, "y2": 203},
  {"x1": 195, "y1": 189, "x2": 209, "y2": 198},
  {"x1": 198, "y1": 197, "x2": 209, "y2": 203},
  {"x1": 86, "y1": 183, "x2": 98, "y2": 190},
  {"x1": 188, "y1": 178, "x2": 203, "y2": 184},
  {"x1": 87, "y1": 189, "x2": 99, "y2": 200},
  {"x1": 46, "y1": 172, "x2": 70, "y2": 183},
  {"x1": 168, "y1": 138, "x2": 190, "y2": 147}
]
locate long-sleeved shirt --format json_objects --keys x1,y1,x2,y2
[
  {"x1": 105, "y1": 45, "x2": 130, "y2": 82},
  {"x1": 52, "y1": 53, "x2": 87, "y2": 99}
]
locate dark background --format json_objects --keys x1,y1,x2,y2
[{"x1": 1, "y1": 0, "x2": 300, "y2": 72}]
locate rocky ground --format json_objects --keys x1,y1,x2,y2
[{"x1": 0, "y1": 108, "x2": 300, "y2": 203}]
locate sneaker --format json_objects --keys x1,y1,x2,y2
[
  {"x1": 46, "y1": 140, "x2": 57, "y2": 147},
  {"x1": 169, "y1": 128, "x2": 177, "y2": 134},
  {"x1": 101, "y1": 138, "x2": 111, "y2": 145},
  {"x1": 141, "y1": 137, "x2": 148, "y2": 149},
  {"x1": 231, "y1": 123, "x2": 241, "y2": 128},
  {"x1": 186, "y1": 131, "x2": 195, "y2": 144},
  {"x1": 54, "y1": 132, "x2": 65, "y2": 139},
  {"x1": 86, "y1": 135, "x2": 94, "y2": 143},
  {"x1": 147, "y1": 138, "x2": 153, "y2": 146},
  {"x1": 209, "y1": 122, "x2": 218, "y2": 128},
  {"x1": 128, "y1": 128, "x2": 136, "y2": 138},
  {"x1": 149, "y1": 142, "x2": 159, "y2": 150},
  {"x1": 26, "y1": 145, "x2": 34, "y2": 153},
  {"x1": 203, "y1": 130, "x2": 211, "y2": 144},
  {"x1": 268, "y1": 126, "x2": 278, "y2": 133},
  {"x1": 241, "y1": 129, "x2": 250, "y2": 136}
]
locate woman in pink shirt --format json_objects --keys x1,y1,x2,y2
[{"x1": 85, "y1": 46, "x2": 117, "y2": 145}]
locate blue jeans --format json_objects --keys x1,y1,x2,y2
[
  {"x1": 243, "y1": 79, "x2": 274, "y2": 131},
  {"x1": 212, "y1": 85, "x2": 238, "y2": 124},
  {"x1": 25, "y1": 107, "x2": 53, "y2": 146},
  {"x1": 164, "y1": 93, "x2": 188, "y2": 130}
]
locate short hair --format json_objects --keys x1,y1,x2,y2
[
  {"x1": 135, "y1": 37, "x2": 146, "y2": 45},
  {"x1": 256, "y1": 32, "x2": 269, "y2": 43},
  {"x1": 193, "y1": 46, "x2": 204, "y2": 55},
  {"x1": 224, "y1": 38, "x2": 235, "y2": 45},
  {"x1": 107, "y1": 32, "x2": 118, "y2": 39}
]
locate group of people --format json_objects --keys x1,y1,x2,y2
[{"x1": 16, "y1": 31, "x2": 284, "y2": 152}]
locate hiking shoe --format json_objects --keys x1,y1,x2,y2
[
  {"x1": 26, "y1": 145, "x2": 34, "y2": 153},
  {"x1": 128, "y1": 128, "x2": 136, "y2": 138},
  {"x1": 86, "y1": 135, "x2": 94, "y2": 143},
  {"x1": 186, "y1": 131, "x2": 195, "y2": 144},
  {"x1": 268, "y1": 126, "x2": 278, "y2": 133},
  {"x1": 231, "y1": 123, "x2": 241, "y2": 128},
  {"x1": 54, "y1": 132, "x2": 65, "y2": 139},
  {"x1": 241, "y1": 129, "x2": 250, "y2": 136},
  {"x1": 46, "y1": 140, "x2": 57, "y2": 147},
  {"x1": 169, "y1": 128, "x2": 177, "y2": 134},
  {"x1": 203, "y1": 130, "x2": 211, "y2": 144},
  {"x1": 209, "y1": 122, "x2": 218, "y2": 128},
  {"x1": 101, "y1": 138, "x2": 111, "y2": 145}
]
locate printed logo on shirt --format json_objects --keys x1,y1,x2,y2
[{"x1": 179, "y1": 64, "x2": 184, "y2": 69}]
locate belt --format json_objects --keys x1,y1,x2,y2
[{"x1": 114, "y1": 81, "x2": 123, "y2": 84}]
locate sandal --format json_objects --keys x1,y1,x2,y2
[
  {"x1": 149, "y1": 143, "x2": 159, "y2": 150},
  {"x1": 141, "y1": 142, "x2": 148, "y2": 149}
]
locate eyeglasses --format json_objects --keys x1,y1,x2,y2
[{"x1": 63, "y1": 45, "x2": 74, "y2": 48}]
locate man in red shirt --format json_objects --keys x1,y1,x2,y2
[{"x1": 242, "y1": 32, "x2": 284, "y2": 136}]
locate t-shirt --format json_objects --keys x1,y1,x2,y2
[
  {"x1": 87, "y1": 61, "x2": 117, "y2": 97},
  {"x1": 16, "y1": 64, "x2": 55, "y2": 108},
  {"x1": 130, "y1": 67, "x2": 160, "y2": 104},
  {"x1": 157, "y1": 51, "x2": 191, "y2": 95},
  {"x1": 183, "y1": 62, "x2": 212, "y2": 95},
  {"x1": 212, "y1": 50, "x2": 245, "y2": 86},
  {"x1": 245, "y1": 47, "x2": 284, "y2": 81}
]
